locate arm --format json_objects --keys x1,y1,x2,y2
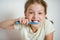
[
  {"x1": 0, "y1": 19, "x2": 15, "y2": 30},
  {"x1": 0, "y1": 18, "x2": 29, "y2": 30},
  {"x1": 44, "y1": 32, "x2": 54, "y2": 40}
]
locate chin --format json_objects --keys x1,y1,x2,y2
[
  {"x1": 31, "y1": 24, "x2": 39, "y2": 29},
  {"x1": 34, "y1": 26, "x2": 39, "y2": 29}
]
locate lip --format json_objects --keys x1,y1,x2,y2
[{"x1": 31, "y1": 20, "x2": 39, "y2": 22}]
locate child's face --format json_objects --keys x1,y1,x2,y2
[{"x1": 25, "y1": 3, "x2": 46, "y2": 23}]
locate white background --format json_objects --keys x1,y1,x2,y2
[{"x1": 0, "y1": 0, "x2": 60, "y2": 40}]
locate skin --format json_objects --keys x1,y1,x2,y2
[
  {"x1": 0, "y1": 19, "x2": 16, "y2": 30},
  {"x1": 0, "y1": 2, "x2": 53, "y2": 40},
  {"x1": 44, "y1": 32, "x2": 53, "y2": 40}
]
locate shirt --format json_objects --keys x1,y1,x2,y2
[{"x1": 13, "y1": 19, "x2": 55, "y2": 40}]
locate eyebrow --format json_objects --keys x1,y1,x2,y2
[{"x1": 28, "y1": 9, "x2": 34, "y2": 11}]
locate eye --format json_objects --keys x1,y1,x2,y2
[
  {"x1": 38, "y1": 13, "x2": 42, "y2": 14},
  {"x1": 29, "y1": 12, "x2": 33, "y2": 14}
]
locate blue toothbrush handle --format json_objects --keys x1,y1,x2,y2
[
  {"x1": 28, "y1": 22, "x2": 39, "y2": 24},
  {"x1": 15, "y1": 21, "x2": 20, "y2": 24},
  {"x1": 15, "y1": 21, "x2": 39, "y2": 24}
]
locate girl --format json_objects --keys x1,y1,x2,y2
[{"x1": 0, "y1": 0, "x2": 55, "y2": 40}]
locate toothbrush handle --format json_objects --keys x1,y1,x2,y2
[
  {"x1": 15, "y1": 21, "x2": 20, "y2": 24},
  {"x1": 15, "y1": 21, "x2": 39, "y2": 24}
]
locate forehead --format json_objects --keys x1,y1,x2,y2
[{"x1": 27, "y1": 3, "x2": 45, "y2": 11}]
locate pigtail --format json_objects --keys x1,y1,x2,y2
[{"x1": 45, "y1": 17, "x2": 54, "y2": 24}]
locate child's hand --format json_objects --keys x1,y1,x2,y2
[
  {"x1": 17, "y1": 18, "x2": 40, "y2": 25},
  {"x1": 17, "y1": 18, "x2": 30, "y2": 25},
  {"x1": 0, "y1": 18, "x2": 30, "y2": 30}
]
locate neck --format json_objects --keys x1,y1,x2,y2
[
  {"x1": 30, "y1": 24, "x2": 39, "y2": 33},
  {"x1": 30, "y1": 23, "x2": 43, "y2": 33}
]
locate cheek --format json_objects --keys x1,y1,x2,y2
[
  {"x1": 40, "y1": 16, "x2": 45, "y2": 19},
  {"x1": 39, "y1": 15, "x2": 45, "y2": 21},
  {"x1": 25, "y1": 14, "x2": 33, "y2": 19},
  {"x1": 28, "y1": 15, "x2": 33, "y2": 19}
]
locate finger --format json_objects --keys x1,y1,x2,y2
[
  {"x1": 25, "y1": 19, "x2": 28, "y2": 25},
  {"x1": 23, "y1": 19, "x2": 27, "y2": 24},
  {"x1": 21, "y1": 19, "x2": 25, "y2": 24},
  {"x1": 21, "y1": 18, "x2": 26, "y2": 24}
]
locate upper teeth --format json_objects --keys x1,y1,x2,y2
[{"x1": 33, "y1": 21, "x2": 38, "y2": 22}]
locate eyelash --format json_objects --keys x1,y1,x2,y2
[
  {"x1": 29, "y1": 12, "x2": 42, "y2": 15},
  {"x1": 38, "y1": 13, "x2": 42, "y2": 14},
  {"x1": 29, "y1": 12, "x2": 33, "y2": 14}
]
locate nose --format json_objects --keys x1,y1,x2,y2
[{"x1": 33, "y1": 13, "x2": 38, "y2": 19}]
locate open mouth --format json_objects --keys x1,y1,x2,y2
[
  {"x1": 31, "y1": 20, "x2": 39, "y2": 22},
  {"x1": 28, "y1": 20, "x2": 39, "y2": 24}
]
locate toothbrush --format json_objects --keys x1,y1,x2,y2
[
  {"x1": 14, "y1": 21, "x2": 39, "y2": 29},
  {"x1": 15, "y1": 20, "x2": 39, "y2": 24}
]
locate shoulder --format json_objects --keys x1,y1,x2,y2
[
  {"x1": 44, "y1": 19, "x2": 53, "y2": 27},
  {"x1": 43, "y1": 19, "x2": 55, "y2": 35},
  {"x1": 44, "y1": 19, "x2": 53, "y2": 24},
  {"x1": 43, "y1": 19, "x2": 54, "y2": 29}
]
